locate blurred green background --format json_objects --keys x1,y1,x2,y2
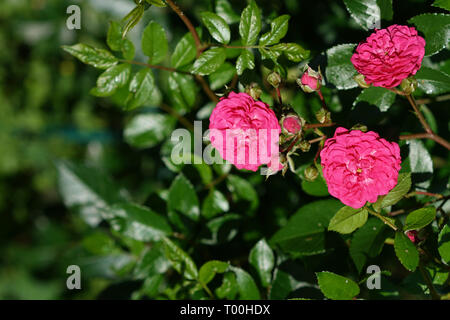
[{"x1": 0, "y1": 0, "x2": 448, "y2": 299}]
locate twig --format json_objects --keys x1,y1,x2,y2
[
  {"x1": 304, "y1": 122, "x2": 336, "y2": 129},
  {"x1": 317, "y1": 90, "x2": 329, "y2": 111},
  {"x1": 406, "y1": 191, "x2": 443, "y2": 199},
  {"x1": 406, "y1": 94, "x2": 432, "y2": 134},
  {"x1": 161, "y1": 104, "x2": 194, "y2": 131},
  {"x1": 367, "y1": 208, "x2": 398, "y2": 231},
  {"x1": 415, "y1": 94, "x2": 450, "y2": 105},
  {"x1": 120, "y1": 59, "x2": 190, "y2": 74},
  {"x1": 399, "y1": 133, "x2": 450, "y2": 150},
  {"x1": 308, "y1": 136, "x2": 326, "y2": 144},
  {"x1": 195, "y1": 75, "x2": 219, "y2": 103}
]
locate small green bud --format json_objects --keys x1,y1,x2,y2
[
  {"x1": 245, "y1": 83, "x2": 262, "y2": 100},
  {"x1": 267, "y1": 72, "x2": 282, "y2": 88},
  {"x1": 400, "y1": 77, "x2": 417, "y2": 95},
  {"x1": 298, "y1": 140, "x2": 311, "y2": 152},
  {"x1": 315, "y1": 108, "x2": 331, "y2": 124},
  {"x1": 354, "y1": 74, "x2": 371, "y2": 89},
  {"x1": 304, "y1": 165, "x2": 319, "y2": 182},
  {"x1": 351, "y1": 123, "x2": 368, "y2": 132}
]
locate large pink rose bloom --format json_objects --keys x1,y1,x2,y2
[
  {"x1": 320, "y1": 127, "x2": 401, "y2": 209},
  {"x1": 209, "y1": 92, "x2": 281, "y2": 172},
  {"x1": 351, "y1": 25, "x2": 425, "y2": 88}
]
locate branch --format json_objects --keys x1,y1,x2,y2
[
  {"x1": 304, "y1": 122, "x2": 336, "y2": 129},
  {"x1": 406, "y1": 94, "x2": 432, "y2": 134},
  {"x1": 121, "y1": 59, "x2": 190, "y2": 74},
  {"x1": 160, "y1": 103, "x2": 194, "y2": 132},
  {"x1": 399, "y1": 133, "x2": 450, "y2": 150},
  {"x1": 367, "y1": 208, "x2": 398, "y2": 231},
  {"x1": 415, "y1": 94, "x2": 450, "y2": 105}
]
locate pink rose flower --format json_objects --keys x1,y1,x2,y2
[
  {"x1": 209, "y1": 92, "x2": 281, "y2": 172},
  {"x1": 298, "y1": 65, "x2": 322, "y2": 93},
  {"x1": 320, "y1": 127, "x2": 401, "y2": 209},
  {"x1": 351, "y1": 25, "x2": 425, "y2": 88}
]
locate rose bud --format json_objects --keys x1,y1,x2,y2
[
  {"x1": 298, "y1": 140, "x2": 311, "y2": 152},
  {"x1": 406, "y1": 230, "x2": 419, "y2": 243},
  {"x1": 400, "y1": 77, "x2": 418, "y2": 95},
  {"x1": 282, "y1": 114, "x2": 303, "y2": 135},
  {"x1": 351, "y1": 123, "x2": 368, "y2": 132},
  {"x1": 354, "y1": 74, "x2": 371, "y2": 89},
  {"x1": 297, "y1": 65, "x2": 323, "y2": 93},
  {"x1": 315, "y1": 108, "x2": 331, "y2": 124},
  {"x1": 245, "y1": 83, "x2": 262, "y2": 100},
  {"x1": 304, "y1": 165, "x2": 319, "y2": 182},
  {"x1": 267, "y1": 71, "x2": 282, "y2": 88}
]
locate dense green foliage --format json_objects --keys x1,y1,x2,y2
[{"x1": 1, "y1": 0, "x2": 449, "y2": 300}]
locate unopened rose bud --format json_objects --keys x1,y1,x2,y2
[
  {"x1": 351, "y1": 123, "x2": 368, "y2": 132},
  {"x1": 354, "y1": 74, "x2": 371, "y2": 89},
  {"x1": 406, "y1": 230, "x2": 419, "y2": 243},
  {"x1": 298, "y1": 140, "x2": 311, "y2": 152},
  {"x1": 304, "y1": 165, "x2": 319, "y2": 182},
  {"x1": 245, "y1": 83, "x2": 262, "y2": 100},
  {"x1": 297, "y1": 65, "x2": 322, "y2": 93},
  {"x1": 315, "y1": 108, "x2": 331, "y2": 124},
  {"x1": 400, "y1": 77, "x2": 417, "y2": 95},
  {"x1": 267, "y1": 72, "x2": 282, "y2": 88},
  {"x1": 282, "y1": 114, "x2": 303, "y2": 135}
]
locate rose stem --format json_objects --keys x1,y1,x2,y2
[
  {"x1": 317, "y1": 90, "x2": 329, "y2": 111},
  {"x1": 366, "y1": 208, "x2": 398, "y2": 231},
  {"x1": 276, "y1": 87, "x2": 283, "y2": 105},
  {"x1": 165, "y1": 0, "x2": 219, "y2": 103}
]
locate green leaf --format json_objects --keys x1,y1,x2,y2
[
  {"x1": 229, "y1": 266, "x2": 261, "y2": 299},
  {"x1": 168, "y1": 73, "x2": 197, "y2": 113},
  {"x1": 373, "y1": 173, "x2": 412, "y2": 211},
  {"x1": 326, "y1": 44, "x2": 358, "y2": 90},
  {"x1": 343, "y1": 0, "x2": 393, "y2": 31},
  {"x1": 415, "y1": 66, "x2": 450, "y2": 95},
  {"x1": 107, "y1": 21, "x2": 124, "y2": 51},
  {"x1": 236, "y1": 50, "x2": 255, "y2": 75},
  {"x1": 191, "y1": 48, "x2": 227, "y2": 76},
  {"x1": 408, "y1": 13, "x2": 450, "y2": 56},
  {"x1": 168, "y1": 174, "x2": 200, "y2": 221},
  {"x1": 126, "y1": 69, "x2": 155, "y2": 110},
  {"x1": 438, "y1": 223, "x2": 450, "y2": 264},
  {"x1": 201, "y1": 12, "x2": 230, "y2": 44},
  {"x1": 62, "y1": 43, "x2": 118, "y2": 69},
  {"x1": 133, "y1": 242, "x2": 171, "y2": 279},
  {"x1": 226, "y1": 175, "x2": 258, "y2": 212},
  {"x1": 202, "y1": 189, "x2": 229, "y2": 219},
  {"x1": 200, "y1": 213, "x2": 241, "y2": 245},
  {"x1": 91, "y1": 64, "x2": 131, "y2": 97},
  {"x1": 56, "y1": 161, "x2": 126, "y2": 226},
  {"x1": 394, "y1": 232, "x2": 419, "y2": 271},
  {"x1": 199, "y1": 260, "x2": 229, "y2": 285},
  {"x1": 249, "y1": 239, "x2": 274, "y2": 287},
  {"x1": 260, "y1": 15, "x2": 290, "y2": 46},
  {"x1": 121, "y1": 39, "x2": 135, "y2": 60},
  {"x1": 109, "y1": 203, "x2": 172, "y2": 242},
  {"x1": 82, "y1": 232, "x2": 118, "y2": 256},
  {"x1": 122, "y1": 4, "x2": 145, "y2": 38},
  {"x1": 433, "y1": 0, "x2": 450, "y2": 11},
  {"x1": 145, "y1": 0, "x2": 166, "y2": 7},
  {"x1": 239, "y1": 0, "x2": 261, "y2": 46},
  {"x1": 162, "y1": 237, "x2": 198, "y2": 280},
  {"x1": 316, "y1": 271, "x2": 360, "y2": 300},
  {"x1": 216, "y1": 0, "x2": 240, "y2": 24},
  {"x1": 404, "y1": 207, "x2": 436, "y2": 231},
  {"x1": 350, "y1": 218, "x2": 389, "y2": 273},
  {"x1": 328, "y1": 206, "x2": 368, "y2": 234},
  {"x1": 271, "y1": 43, "x2": 310, "y2": 62},
  {"x1": 142, "y1": 21, "x2": 168, "y2": 64},
  {"x1": 270, "y1": 199, "x2": 343, "y2": 255},
  {"x1": 301, "y1": 178, "x2": 329, "y2": 197},
  {"x1": 171, "y1": 32, "x2": 197, "y2": 68},
  {"x1": 353, "y1": 86, "x2": 396, "y2": 112},
  {"x1": 124, "y1": 113, "x2": 175, "y2": 148},
  {"x1": 215, "y1": 272, "x2": 238, "y2": 299},
  {"x1": 209, "y1": 62, "x2": 236, "y2": 90},
  {"x1": 408, "y1": 140, "x2": 433, "y2": 189}
]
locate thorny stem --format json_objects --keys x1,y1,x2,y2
[
  {"x1": 406, "y1": 191, "x2": 443, "y2": 199},
  {"x1": 304, "y1": 122, "x2": 336, "y2": 129},
  {"x1": 406, "y1": 94, "x2": 432, "y2": 134},
  {"x1": 367, "y1": 208, "x2": 398, "y2": 231}
]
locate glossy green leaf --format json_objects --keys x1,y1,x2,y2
[
  {"x1": 301, "y1": 178, "x2": 329, "y2": 197},
  {"x1": 145, "y1": 0, "x2": 166, "y2": 7},
  {"x1": 438, "y1": 223, "x2": 450, "y2": 264},
  {"x1": 191, "y1": 48, "x2": 227, "y2": 75},
  {"x1": 168, "y1": 173, "x2": 200, "y2": 221},
  {"x1": 226, "y1": 175, "x2": 258, "y2": 212},
  {"x1": 415, "y1": 66, "x2": 450, "y2": 95},
  {"x1": 394, "y1": 232, "x2": 419, "y2": 271},
  {"x1": 109, "y1": 203, "x2": 172, "y2": 242},
  {"x1": 91, "y1": 64, "x2": 131, "y2": 97},
  {"x1": 350, "y1": 218, "x2": 389, "y2": 273},
  {"x1": 229, "y1": 266, "x2": 261, "y2": 299},
  {"x1": 107, "y1": 21, "x2": 124, "y2": 51},
  {"x1": 199, "y1": 260, "x2": 229, "y2": 285},
  {"x1": 56, "y1": 161, "x2": 126, "y2": 226},
  {"x1": 249, "y1": 239, "x2": 274, "y2": 287},
  {"x1": 168, "y1": 73, "x2": 197, "y2": 113},
  {"x1": 239, "y1": 0, "x2": 261, "y2": 46},
  {"x1": 408, "y1": 13, "x2": 450, "y2": 56},
  {"x1": 353, "y1": 86, "x2": 396, "y2": 112},
  {"x1": 142, "y1": 21, "x2": 168, "y2": 64},
  {"x1": 82, "y1": 232, "x2": 118, "y2": 256},
  {"x1": 260, "y1": 15, "x2": 290, "y2": 45},
  {"x1": 404, "y1": 207, "x2": 436, "y2": 231},
  {"x1": 209, "y1": 62, "x2": 236, "y2": 90},
  {"x1": 62, "y1": 43, "x2": 118, "y2": 69},
  {"x1": 316, "y1": 271, "x2": 360, "y2": 300},
  {"x1": 126, "y1": 69, "x2": 155, "y2": 110},
  {"x1": 215, "y1": 272, "x2": 238, "y2": 299},
  {"x1": 162, "y1": 237, "x2": 198, "y2": 280},
  {"x1": 433, "y1": 0, "x2": 450, "y2": 11},
  {"x1": 202, "y1": 189, "x2": 229, "y2": 219},
  {"x1": 133, "y1": 243, "x2": 171, "y2": 279},
  {"x1": 270, "y1": 199, "x2": 343, "y2": 255},
  {"x1": 216, "y1": 0, "x2": 240, "y2": 24},
  {"x1": 201, "y1": 12, "x2": 230, "y2": 44},
  {"x1": 326, "y1": 44, "x2": 358, "y2": 90},
  {"x1": 236, "y1": 50, "x2": 255, "y2": 75},
  {"x1": 408, "y1": 140, "x2": 433, "y2": 189},
  {"x1": 343, "y1": 0, "x2": 393, "y2": 30},
  {"x1": 124, "y1": 113, "x2": 175, "y2": 148},
  {"x1": 373, "y1": 173, "x2": 412, "y2": 211},
  {"x1": 200, "y1": 213, "x2": 241, "y2": 245},
  {"x1": 171, "y1": 32, "x2": 198, "y2": 68},
  {"x1": 271, "y1": 43, "x2": 310, "y2": 62},
  {"x1": 328, "y1": 206, "x2": 368, "y2": 234}
]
